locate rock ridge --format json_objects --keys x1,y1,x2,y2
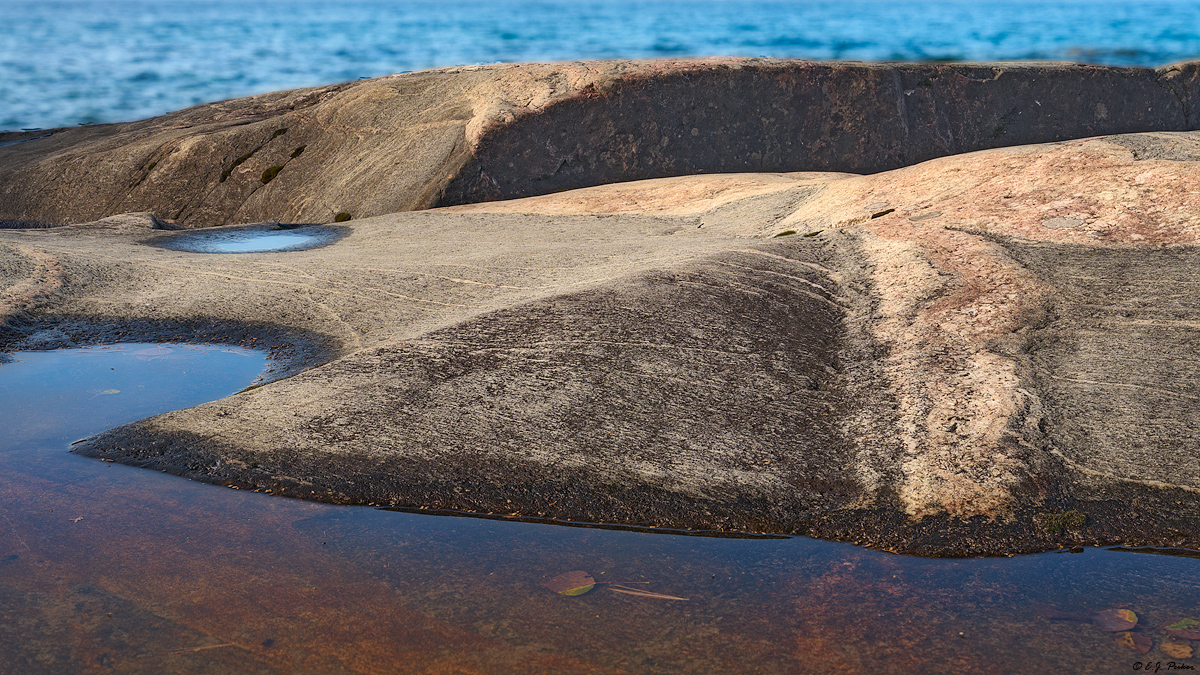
[{"x1": 2, "y1": 58, "x2": 1198, "y2": 227}]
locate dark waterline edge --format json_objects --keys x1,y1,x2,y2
[{"x1": 376, "y1": 505, "x2": 793, "y2": 540}]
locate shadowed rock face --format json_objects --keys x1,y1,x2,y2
[
  {"x1": 4, "y1": 61, "x2": 1200, "y2": 555},
  {"x1": 1, "y1": 59, "x2": 1197, "y2": 227}
]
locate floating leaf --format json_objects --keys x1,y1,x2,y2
[
  {"x1": 1092, "y1": 608, "x2": 1138, "y2": 632},
  {"x1": 1114, "y1": 631, "x2": 1152, "y2": 654},
  {"x1": 544, "y1": 571, "x2": 595, "y2": 596},
  {"x1": 1166, "y1": 618, "x2": 1200, "y2": 640},
  {"x1": 1162, "y1": 641, "x2": 1194, "y2": 659}
]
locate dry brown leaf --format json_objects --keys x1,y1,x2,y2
[
  {"x1": 1114, "y1": 632, "x2": 1152, "y2": 654},
  {"x1": 1161, "y1": 641, "x2": 1194, "y2": 659},
  {"x1": 1092, "y1": 608, "x2": 1138, "y2": 632}
]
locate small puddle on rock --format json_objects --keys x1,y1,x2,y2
[
  {"x1": 152, "y1": 224, "x2": 342, "y2": 254},
  {"x1": 0, "y1": 343, "x2": 268, "y2": 450},
  {"x1": 1, "y1": 344, "x2": 1198, "y2": 673}
]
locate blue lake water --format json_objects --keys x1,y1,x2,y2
[
  {"x1": 1, "y1": 342, "x2": 1199, "y2": 672},
  {"x1": 2, "y1": 0, "x2": 1200, "y2": 131}
]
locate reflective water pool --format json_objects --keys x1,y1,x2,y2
[
  {"x1": 0, "y1": 344, "x2": 268, "y2": 449},
  {"x1": 151, "y1": 225, "x2": 343, "y2": 254},
  {"x1": 1, "y1": 344, "x2": 1197, "y2": 673}
]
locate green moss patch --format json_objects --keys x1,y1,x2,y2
[{"x1": 260, "y1": 165, "x2": 284, "y2": 185}]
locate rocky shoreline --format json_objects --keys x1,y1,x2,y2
[
  {"x1": 2, "y1": 59, "x2": 1200, "y2": 555},
  {"x1": 2, "y1": 58, "x2": 1197, "y2": 228}
]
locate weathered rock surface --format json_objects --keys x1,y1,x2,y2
[
  {"x1": 1, "y1": 59, "x2": 1197, "y2": 227},
  {"x1": 3, "y1": 61, "x2": 1200, "y2": 555}
]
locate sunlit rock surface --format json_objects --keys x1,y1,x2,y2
[
  {"x1": 1, "y1": 58, "x2": 1197, "y2": 227},
  {"x1": 2, "y1": 60, "x2": 1200, "y2": 555}
]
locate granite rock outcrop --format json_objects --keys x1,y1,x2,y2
[
  {"x1": 3, "y1": 61, "x2": 1200, "y2": 555},
  {"x1": 1, "y1": 59, "x2": 1197, "y2": 227}
]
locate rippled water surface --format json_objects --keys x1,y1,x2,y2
[
  {"x1": 1, "y1": 343, "x2": 1198, "y2": 672},
  {"x1": 2, "y1": 0, "x2": 1199, "y2": 130}
]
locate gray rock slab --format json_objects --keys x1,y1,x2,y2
[{"x1": 3, "y1": 201, "x2": 924, "y2": 545}]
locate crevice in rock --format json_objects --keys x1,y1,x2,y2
[{"x1": 218, "y1": 127, "x2": 288, "y2": 183}]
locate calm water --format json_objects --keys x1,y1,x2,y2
[
  {"x1": 1, "y1": 343, "x2": 1198, "y2": 672},
  {"x1": 0, "y1": 344, "x2": 268, "y2": 449},
  {"x1": 151, "y1": 225, "x2": 343, "y2": 253},
  {"x1": 2, "y1": 0, "x2": 1200, "y2": 131}
]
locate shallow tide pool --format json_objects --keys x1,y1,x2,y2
[
  {"x1": 151, "y1": 226, "x2": 342, "y2": 254},
  {"x1": 1, "y1": 344, "x2": 1197, "y2": 673}
]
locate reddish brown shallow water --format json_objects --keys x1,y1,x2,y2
[{"x1": 1, "y1": 344, "x2": 1197, "y2": 674}]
